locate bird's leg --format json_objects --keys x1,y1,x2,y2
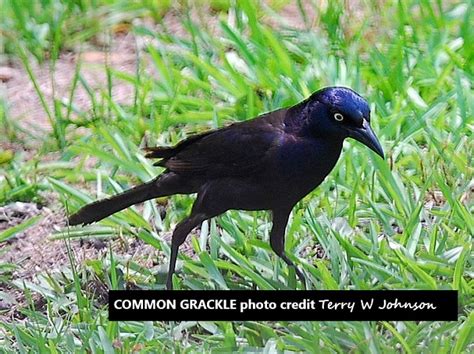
[
  {"x1": 270, "y1": 208, "x2": 307, "y2": 288},
  {"x1": 166, "y1": 212, "x2": 208, "y2": 290}
]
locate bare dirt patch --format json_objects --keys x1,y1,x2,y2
[
  {"x1": 3, "y1": 33, "x2": 139, "y2": 133},
  {"x1": 0, "y1": 203, "x2": 174, "y2": 321}
]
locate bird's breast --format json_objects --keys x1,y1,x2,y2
[{"x1": 270, "y1": 138, "x2": 343, "y2": 201}]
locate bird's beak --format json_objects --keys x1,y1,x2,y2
[{"x1": 348, "y1": 119, "x2": 384, "y2": 159}]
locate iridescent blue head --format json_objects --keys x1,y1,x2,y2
[{"x1": 304, "y1": 86, "x2": 384, "y2": 159}]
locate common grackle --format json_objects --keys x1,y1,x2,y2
[{"x1": 69, "y1": 87, "x2": 384, "y2": 290}]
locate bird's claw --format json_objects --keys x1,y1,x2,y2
[{"x1": 294, "y1": 266, "x2": 307, "y2": 289}]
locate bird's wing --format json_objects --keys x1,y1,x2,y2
[{"x1": 147, "y1": 117, "x2": 285, "y2": 178}]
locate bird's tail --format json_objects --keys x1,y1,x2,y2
[{"x1": 68, "y1": 179, "x2": 159, "y2": 226}]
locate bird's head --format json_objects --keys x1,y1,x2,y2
[{"x1": 304, "y1": 86, "x2": 384, "y2": 159}]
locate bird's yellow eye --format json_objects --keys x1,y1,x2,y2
[{"x1": 334, "y1": 113, "x2": 344, "y2": 121}]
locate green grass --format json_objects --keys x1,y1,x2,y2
[{"x1": 0, "y1": 0, "x2": 473, "y2": 352}]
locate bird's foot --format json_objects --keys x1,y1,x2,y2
[{"x1": 293, "y1": 266, "x2": 308, "y2": 290}]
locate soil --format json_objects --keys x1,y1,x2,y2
[{"x1": 2, "y1": 34, "x2": 138, "y2": 133}]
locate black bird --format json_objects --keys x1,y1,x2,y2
[{"x1": 69, "y1": 86, "x2": 384, "y2": 290}]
